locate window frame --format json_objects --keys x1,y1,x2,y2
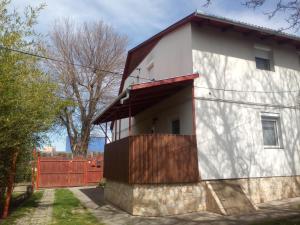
[
  {"x1": 255, "y1": 57, "x2": 271, "y2": 71},
  {"x1": 261, "y1": 113, "x2": 283, "y2": 149},
  {"x1": 254, "y1": 45, "x2": 274, "y2": 71}
]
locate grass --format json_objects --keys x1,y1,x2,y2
[
  {"x1": 0, "y1": 191, "x2": 43, "y2": 225},
  {"x1": 11, "y1": 192, "x2": 24, "y2": 199},
  {"x1": 52, "y1": 189, "x2": 103, "y2": 225}
]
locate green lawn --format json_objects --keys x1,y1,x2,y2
[
  {"x1": 52, "y1": 189, "x2": 103, "y2": 225},
  {"x1": 0, "y1": 191, "x2": 43, "y2": 225}
]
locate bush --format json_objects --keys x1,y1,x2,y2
[{"x1": 98, "y1": 178, "x2": 106, "y2": 188}]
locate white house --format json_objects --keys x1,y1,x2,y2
[{"x1": 93, "y1": 11, "x2": 300, "y2": 216}]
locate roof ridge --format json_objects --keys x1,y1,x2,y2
[{"x1": 194, "y1": 10, "x2": 300, "y2": 40}]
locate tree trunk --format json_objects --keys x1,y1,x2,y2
[
  {"x1": 2, "y1": 151, "x2": 18, "y2": 219},
  {"x1": 0, "y1": 186, "x2": 4, "y2": 215},
  {"x1": 81, "y1": 125, "x2": 90, "y2": 158}
]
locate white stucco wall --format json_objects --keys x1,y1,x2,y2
[
  {"x1": 132, "y1": 87, "x2": 193, "y2": 135},
  {"x1": 123, "y1": 23, "x2": 193, "y2": 90},
  {"x1": 113, "y1": 23, "x2": 193, "y2": 140},
  {"x1": 192, "y1": 24, "x2": 300, "y2": 179}
]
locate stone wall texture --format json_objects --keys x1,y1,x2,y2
[
  {"x1": 237, "y1": 176, "x2": 300, "y2": 204},
  {"x1": 104, "y1": 180, "x2": 134, "y2": 214},
  {"x1": 133, "y1": 183, "x2": 206, "y2": 216},
  {"x1": 105, "y1": 176, "x2": 300, "y2": 216}
]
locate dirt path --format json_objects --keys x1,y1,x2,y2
[{"x1": 15, "y1": 189, "x2": 54, "y2": 225}]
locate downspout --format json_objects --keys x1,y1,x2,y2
[
  {"x1": 117, "y1": 88, "x2": 130, "y2": 140},
  {"x1": 120, "y1": 88, "x2": 130, "y2": 104}
]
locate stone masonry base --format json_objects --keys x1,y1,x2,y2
[{"x1": 104, "y1": 176, "x2": 300, "y2": 216}]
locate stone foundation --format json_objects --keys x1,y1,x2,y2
[
  {"x1": 238, "y1": 176, "x2": 300, "y2": 204},
  {"x1": 104, "y1": 180, "x2": 134, "y2": 213},
  {"x1": 104, "y1": 176, "x2": 300, "y2": 216},
  {"x1": 105, "y1": 181, "x2": 206, "y2": 216}
]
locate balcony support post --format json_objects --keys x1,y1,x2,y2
[
  {"x1": 119, "y1": 119, "x2": 121, "y2": 139},
  {"x1": 105, "y1": 122, "x2": 107, "y2": 144},
  {"x1": 192, "y1": 84, "x2": 196, "y2": 135},
  {"x1": 129, "y1": 100, "x2": 132, "y2": 135}
]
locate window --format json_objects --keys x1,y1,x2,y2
[
  {"x1": 254, "y1": 45, "x2": 273, "y2": 71},
  {"x1": 255, "y1": 57, "x2": 270, "y2": 70},
  {"x1": 261, "y1": 115, "x2": 282, "y2": 148},
  {"x1": 171, "y1": 119, "x2": 180, "y2": 134}
]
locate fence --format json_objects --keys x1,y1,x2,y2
[
  {"x1": 104, "y1": 134, "x2": 199, "y2": 184},
  {"x1": 36, "y1": 155, "x2": 103, "y2": 188}
]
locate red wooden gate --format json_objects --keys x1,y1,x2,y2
[{"x1": 36, "y1": 156, "x2": 103, "y2": 188}]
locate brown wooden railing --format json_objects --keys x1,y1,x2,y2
[{"x1": 104, "y1": 134, "x2": 199, "y2": 184}]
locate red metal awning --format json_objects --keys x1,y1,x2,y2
[{"x1": 93, "y1": 73, "x2": 199, "y2": 124}]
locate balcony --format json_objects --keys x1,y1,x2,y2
[{"x1": 104, "y1": 134, "x2": 199, "y2": 184}]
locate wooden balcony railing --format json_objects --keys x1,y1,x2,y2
[{"x1": 104, "y1": 134, "x2": 199, "y2": 184}]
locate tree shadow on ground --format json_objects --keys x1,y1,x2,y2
[{"x1": 79, "y1": 187, "x2": 106, "y2": 207}]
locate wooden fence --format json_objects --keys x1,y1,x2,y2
[
  {"x1": 36, "y1": 155, "x2": 103, "y2": 188},
  {"x1": 104, "y1": 134, "x2": 199, "y2": 184}
]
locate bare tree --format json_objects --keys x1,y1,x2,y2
[
  {"x1": 203, "y1": 0, "x2": 300, "y2": 31},
  {"x1": 47, "y1": 19, "x2": 127, "y2": 156}
]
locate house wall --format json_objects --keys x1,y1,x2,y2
[
  {"x1": 132, "y1": 87, "x2": 193, "y2": 135},
  {"x1": 192, "y1": 23, "x2": 300, "y2": 180},
  {"x1": 113, "y1": 21, "x2": 300, "y2": 181},
  {"x1": 113, "y1": 24, "x2": 193, "y2": 140},
  {"x1": 123, "y1": 23, "x2": 193, "y2": 90},
  {"x1": 105, "y1": 21, "x2": 300, "y2": 216},
  {"x1": 112, "y1": 86, "x2": 193, "y2": 140},
  {"x1": 115, "y1": 87, "x2": 193, "y2": 140}
]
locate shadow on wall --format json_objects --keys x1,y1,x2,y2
[{"x1": 193, "y1": 49, "x2": 300, "y2": 201}]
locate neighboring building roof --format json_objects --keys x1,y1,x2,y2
[
  {"x1": 93, "y1": 73, "x2": 199, "y2": 124},
  {"x1": 120, "y1": 11, "x2": 300, "y2": 94}
]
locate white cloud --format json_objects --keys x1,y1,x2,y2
[{"x1": 11, "y1": 0, "x2": 176, "y2": 46}]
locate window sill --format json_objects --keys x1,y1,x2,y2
[
  {"x1": 264, "y1": 146, "x2": 283, "y2": 149},
  {"x1": 256, "y1": 68, "x2": 275, "y2": 72}
]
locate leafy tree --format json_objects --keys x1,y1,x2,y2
[{"x1": 0, "y1": 0, "x2": 65, "y2": 218}]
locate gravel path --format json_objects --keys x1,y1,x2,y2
[{"x1": 15, "y1": 189, "x2": 54, "y2": 225}]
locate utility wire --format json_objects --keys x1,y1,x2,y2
[
  {"x1": 2, "y1": 45, "x2": 300, "y2": 95},
  {"x1": 0, "y1": 45, "x2": 152, "y2": 81},
  {"x1": 193, "y1": 85, "x2": 300, "y2": 94},
  {"x1": 0, "y1": 45, "x2": 123, "y2": 75}
]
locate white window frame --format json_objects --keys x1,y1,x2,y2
[
  {"x1": 254, "y1": 44, "x2": 274, "y2": 71},
  {"x1": 261, "y1": 113, "x2": 283, "y2": 149}
]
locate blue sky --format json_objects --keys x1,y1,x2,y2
[{"x1": 11, "y1": 0, "x2": 299, "y2": 151}]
